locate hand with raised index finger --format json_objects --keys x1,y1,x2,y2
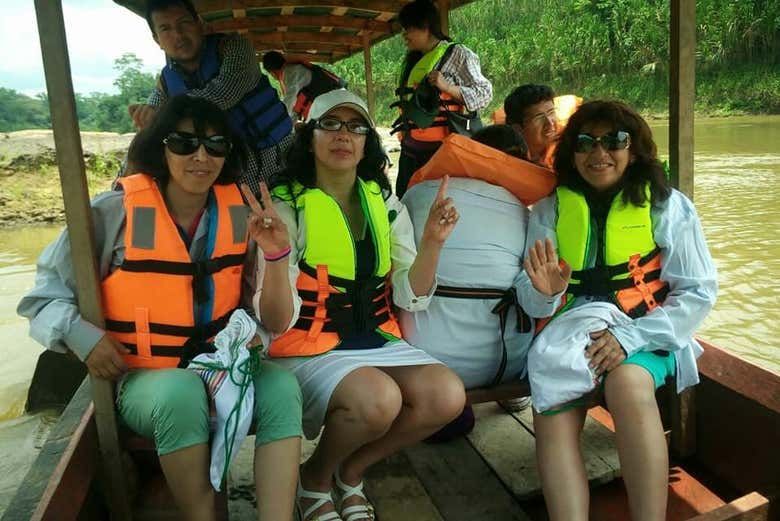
[
  {"x1": 421, "y1": 175, "x2": 459, "y2": 246},
  {"x1": 523, "y1": 238, "x2": 572, "y2": 296},
  {"x1": 241, "y1": 183, "x2": 290, "y2": 256}
]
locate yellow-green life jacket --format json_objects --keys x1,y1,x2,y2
[{"x1": 554, "y1": 185, "x2": 669, "y2": 319}]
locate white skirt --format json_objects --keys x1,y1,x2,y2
[{"x1": 273, "y1": 340, "x2": 441, "y2": 439}]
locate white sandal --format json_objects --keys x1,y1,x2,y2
[
  {"x1": 334, "y1": 470, "x2": 376, "y2": 521},
  {"x1": 296, "y1": 480, "x2": 343, "y2": 521}
]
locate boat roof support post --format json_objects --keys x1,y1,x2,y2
[
  {"x1": 362, "y1": 34, "x2": 376, "y2": 121},
  {"x1": 669, "y1": 0, "x2": 695, "y2": 200},
  {"x1": 33, "y1": 1, "x2": 133, "y2": 519},
  {"x1": 439, "y1": 0, "x2": 450, "y2": 36},
  {"x1": 668, "y1": 0, "x2": 697, "y2": 460}
]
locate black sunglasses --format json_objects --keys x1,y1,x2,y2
[
  {"x1": 575, "y1": 131, "x2": 631, "y2": 153},
  {"x1": 316, "y1": 117, "x2": 371, "y2": 135},
  {"x1": 163, "y1": 132, "x2": 232, "y2": 157}
]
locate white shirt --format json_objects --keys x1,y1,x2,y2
[
  {"x1": 400, "y1": 178, "x2": 535, "y2": 388},
  {"x1": 517, "y1": 189, "x2": 718, "y2": 392}
]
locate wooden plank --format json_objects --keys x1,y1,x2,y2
[
  {"x1": 509, "y1": 405, "x2": 621, "y2": 489},
  {"x1": 250, "y1": 30, "x2": 362, "y2": 46},
  {"x1": 669, "y1": 0, "x2": 695, "y2": 199},
  {"x1": 466, "y1": 380, "x2": 530, "y2": 405},
  {"x1": 217, "y1": 1, "x2": 406, "y2": 12},
  {"x1": 364, "y1": 452, "x2": 444, "y2": 521},
  {"x1": 2, "y1": 380, "x2": 97, "y2": 521},
  {"x1": 686, "y1": 492, "x2": 769, "y2": 521},
  {"x1": 697, "y1": 340, "x2": 780, "y2": 415},
  {"x1": 33, "y1": 2, "x2": 131, "y2": 520},
  {"x1": 588, "y1": 466, "x2": 727, "y2": 521},
  {"x1": 669, "y1": 386, "x2": 696, "y2": 458},
  {"x1": 362, "y1": 34, "x2": 375, "y2": 121},
  {"x1": 439, "y1": 0, "x2": 450, "y2": 35},
  {"x1": 206, "y1": 15, "x2": 391, "y2": 34},
  {"x1": 466, "y1": 403, "x2": 541, "y2": 500},
  {"x1": 694, "y1": 376, "x2": 780, "y2": 500},
  {"x1": 405, "y1": 436, "x2": 531, "y2": 520}
]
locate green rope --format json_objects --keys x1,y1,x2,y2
[{"x1": 189, "y1": 339, "x2": 263, "y2": 487}]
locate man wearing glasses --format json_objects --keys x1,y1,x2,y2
[
  {"x1": 504, "y1": 84, "x2": 559, "y2": 168},
  {"x1": 128, "y1": 0, "x2": 293, "y2": 194}
]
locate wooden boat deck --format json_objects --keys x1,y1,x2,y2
[{"x1": 228, "y1": 401, "x2": 624, "y2": 520}]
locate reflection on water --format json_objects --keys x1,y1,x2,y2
[{"x1": 0, "y1": 117, "x2": 778, "y2": 513}]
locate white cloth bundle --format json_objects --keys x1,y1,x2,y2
[
  {"x1": 188, "y1": 309, "x2": 270, "y2": 490},
  {"x1": 528, "y1": 302, "x2": 632, "y2": 413}
]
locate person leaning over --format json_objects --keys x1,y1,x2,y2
[
  {"x1": 18, "y1": 95, "x2": 303, "y2": 521},
  {"x1": 262, "y1": 50, "x2": 347, "y2": 122},
  {"x1": 254, "y1": 89, "x2": 466, "y2": 521},
  {"x1": 400, "y1": 125, "x2": 558, "y2": 438},
  {"x1": 129, "y1": 0, "x2": 293, "y2": 193},
  {"x1": 393, "y1": 0, "x2": 493, "y2": 198},
  {"x1": 504, "y1": 84, "x2": 560, "y2": 168},
  {"x1": 518, "y1": 100, "x2": 717, "y2": 521}
]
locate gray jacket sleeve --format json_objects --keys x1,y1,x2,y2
[{"x1": 17, "y1": 191, "x2": 126, "y2": 361}]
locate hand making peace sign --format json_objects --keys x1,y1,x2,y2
[
  {"x1": 421, "y1": 175, "x2": 459, "y2": 245},
  {"x1": 241, "y1": 183, "x2": 290, "y2": 256}
]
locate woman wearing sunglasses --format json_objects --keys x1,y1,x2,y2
[
  {"x1": 19, "y1": 95, "x2": 303, "y2": 521},
  {"x1": 516, "y1": 100, "x2": 716, "y2": 521},
  {"x1": 250, "y1": 89, "x2": 465, "y2": 521}
]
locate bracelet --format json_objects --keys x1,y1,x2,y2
[{"x1": 264, "y1": 245, "x2": 291, "y2": 262}]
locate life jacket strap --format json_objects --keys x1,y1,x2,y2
[
  {"x1": 105, "y1": 309, "x2": 233, "y2": 339},
  {"x1": 626, "y1": 285, "x2": 671, "y2": 319},
  {"x1": 120, "y1": 253, "x2": 245, "y2": 304},
  {"x1": 434, "y1": 285, "x2": 531, "y2": 386}
]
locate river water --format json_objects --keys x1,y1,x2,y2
[{"x1": 0, "y1": 116, "x2": 778, "y2": 512}]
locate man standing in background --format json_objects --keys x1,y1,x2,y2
[{"x1": 129, "y1": 0, "x2": 293, "y2": 192}]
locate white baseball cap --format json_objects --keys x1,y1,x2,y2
[{"x1": 306, "y1": 89, "x2": 375, "y2": 127}]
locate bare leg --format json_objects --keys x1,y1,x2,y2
[
  {"x1": 340, "y1": 364, "x2": 465, "y2": 481},
  {"x1": 159, "y1": 443, "x2": 216, "y2": 521},
  {"x1": 255, "y1": 436, "x2": 300, "y2": 521},
  {"x1": 336, "y1": 364, "x2": 465, "y2": 514},
  {"x1": 533, "y1": 406, "x2": 589, "y2": 521},
  {"x1": 300, "y1": 366, "x2": 403, "y2": 519},
  {"x1": 605, "y1": 364, "x2": 668, "y2": 521}
]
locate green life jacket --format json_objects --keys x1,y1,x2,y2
[
  {"x1": 273, "y1": 178, "x2": 391, "y2": 280},
  {"x1": 555, "y1": 185, "x2": 669, "y2": 319},
  {"x1": 391, "y1": 42, "x2": 459, "y2": 133},
  {"x1": 269, "y1": 179, "x2": 401, "y2": 355}
]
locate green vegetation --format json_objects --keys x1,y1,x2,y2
[
  {"x1": 1, "y1": 0, "x2": 777, "y2": 131},
  {"x1": 331, "y1": 0, "x2": 780, "y2": 124},
  {"x1": 1, "y1": 53, "x2": 154, "y2": 133}
]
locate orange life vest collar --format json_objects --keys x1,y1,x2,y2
[
  {"x1": 101, "y1": 174, "x2": 248, "y2": 369},
  {"x1": 407, "y1": 133, "x2": 557, "y2": 206}
]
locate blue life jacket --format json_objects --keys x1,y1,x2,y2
[{"x1": 161, "y1": 34, "x2": 292, "y2": 150}]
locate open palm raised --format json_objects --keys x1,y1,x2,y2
[
  {"x1": 523, "y1": 238, "x2": 572, "y2": 296},
  {"x1": 241, "y1": 183, "x2": 290, "y2": 255}
]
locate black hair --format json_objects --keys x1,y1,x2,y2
[
  {"x1": 126, "y1": 95, "x2": 246, "y2": 186},
  {"x1": 145, "y1": 0, "x2": 198, "y2": 35},
  {"x1": 262, "y1": 51, "x2": 286, "y2": 72},
  {"x1": 271, "y1": 119, "x2": 391, "y2": 197},
  {"x1": 504, "y1": 84, "x2": 556, "y2": 126},
  {"x1": 472, "y1": 124, "x2": 529, "y2": 159},
  {"x1": 553, "y1": 100, "x2": 671, "y2": 206},
  {"x1": 398, "y1": 0, "x2": 452, "y2": 88}
]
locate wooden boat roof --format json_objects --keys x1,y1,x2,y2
[{"x1": 113, "y1": 1, "x2": 478, "y2": 63}]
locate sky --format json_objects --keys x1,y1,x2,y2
[{"x1": 0, "y1": 0, "x2": 166, "y2": 97}]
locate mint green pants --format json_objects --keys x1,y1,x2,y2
[{"x1": 117, "y1": 361, "x2": 302, "y2": 455}]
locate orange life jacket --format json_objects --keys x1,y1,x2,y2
[
  {"x1": 101, "y1": 174, "x2": 248, "y2": 369},
  {"x1": 407, "y1": 133, "x2": 557, "y2": 206},
  {"x1": 271, "y1": 60, "x2": 346, "y2": 120},
  {"x1": 268, "y1": 180, "x2": 402, "y2": 358}
]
